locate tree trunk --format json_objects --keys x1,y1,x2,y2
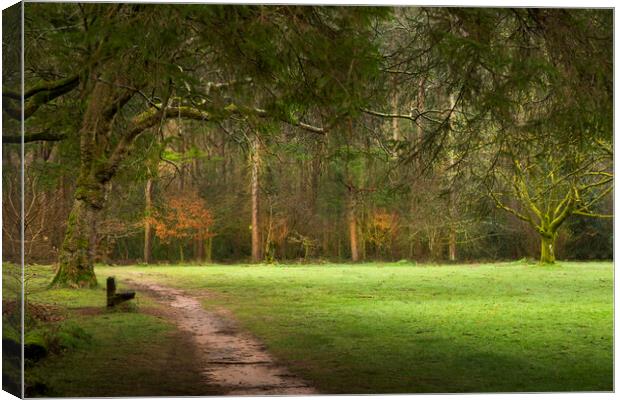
[
  {"x1": 447, "y1": 93, "x2": 458, "y2": 262},
  {"x1": 52, "y1": 79, "x2": 122, "y2": 287},
  {"x1": 178, "y1": 124, "x2": 186, "y2": 192},
  {"x1": 337, "y1": 233, "x2": 342, "y2": 260},
  {"x1": 345, "y1": 118, "x2": 360, "y2": 263},
  {"x1": 264, "y1": 198, "x2": 274, "y2": 262},
  {"x1": 205, "y1": 235, "x2": 212, "y2": 263},
  {"x1": 407, "y1": 79, "x2": 426, "y2": 262},
  {"x1": 391, "y1": 91, "x2": 401, "y2": 141},
  {"x1": 194, "y1": 238, "x2": 202, "y2": 261},
  {"x1": 143, "y1": 177, "x2": 153, "y2": 264},
  {"x1": 540, "y1": 233, "x2": 556, "y2": 264},
  {"x1": 428, "y1": 231, "x2": 434, "y2": 260},
  {"x1": 51, "y1": 193, "x2": 100, "y2": 288},
  {"x1": 250, "y1": 136, "x2": 262, "y2": 262},
  {"x1": 310, "y1": 149, "x2": 321, "y2": 215},
  {"x1": 348, "y1": 190, "x2": 359, "y2": 262},
  {"x1": 448, "y1": 228, "x2": 457, "y2": 262}
]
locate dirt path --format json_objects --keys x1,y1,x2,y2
[{"x1": 124, "y1": 276, "x2": 317, "y2": 396}]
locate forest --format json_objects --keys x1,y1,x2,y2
[
  {"x1": 3, "y1": 5, "x2": 613, "y2": 286},
  {"x1": 0, "y1": 4, "x2": 614, "y2": 396}
]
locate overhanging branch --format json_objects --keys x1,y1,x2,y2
[
  {"x1": 97, "y1": 100, "x2": 326, "y2": 183},
  {"x1": 3, "y1": 75, "x2": 80, "y2": 121},
  {"x1": 2, "y1": 131, "x2": 67, "y2": 144},
  {"x1": 361, "y1": 108, "x2": 417, "y2": 123},
  {"x1": 253, "y1": 108, "x2": 325, "y2": 134}
]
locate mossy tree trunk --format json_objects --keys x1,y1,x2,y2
[
  {"x1": 52, "y1": 76, "x2": 154, "y2": 286},
  {"x1": 52, "y1": 79, "x2": 121, "y2": 288},
  {"x1": 51, "y1": 184, "x2": 105, "y2": 288},
  {"x1": 539, "y1": 232, "x2": 557, "y2": 264}
]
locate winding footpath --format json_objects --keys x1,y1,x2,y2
[{"x1": 124, "y1": 276, "x2": 317, "y2": 396}]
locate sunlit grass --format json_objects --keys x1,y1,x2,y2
[
  {"x1": 21, "y1": 261, "x2": 613, "y2": 394},
  {"x1": 97, "y1": 261, "x2": 613, "y2": 393}
]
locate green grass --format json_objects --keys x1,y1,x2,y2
[
  {"x1": 21, "y1": 265, "x2": 220, "y2": 397},
  {"x1": 26, "y1": 312, "x2": 217, "y2": 397},
  {"x1": 97, "y1": 261, "x2": 613, "y2": 394}
]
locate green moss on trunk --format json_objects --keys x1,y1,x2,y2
[
  {"x1": 539, "y1": 233, "x2": 557, "y2": 264},
  {"x1": 51, "y1": 198, "x2": 98, "y2": 288}
]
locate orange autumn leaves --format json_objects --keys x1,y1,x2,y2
[
  {"x1": 365, "y1": 210, "x2": 399, "y2": 250},
  {"x1": 146, "y1": 190, "x2": 214, "y2": 244}
]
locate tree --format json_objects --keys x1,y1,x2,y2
[
  {"x1": 488, "y1": 139, "x2": 612, "y2": 264},
  {"x1": 249, "y1": 134, "x2": 262, "y2": 262},
  {"x1": 13, "y1": 4, "x2": 212, "y2": 286},
  {"x1": 148, "y1": 190, "x2": 214, "y2": 262},
  {"x1": 31, "y1": 4, "x2": 385, "y2": 285},
  {"x1": 364, "y1": 209, "x2": 399, "y2": 258},
  {"x1": 372, "y1": 8, "x2": 611, "y2": 182},
  {"x1": 397, "y1": 8, "x2": 613, "y2": 263}
]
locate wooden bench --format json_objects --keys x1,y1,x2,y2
[{"x1": 106, "y1": 277, "x2": 136, "y2": 307}]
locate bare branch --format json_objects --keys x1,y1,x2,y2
[
  {"x1": 579, "y1": 177, "x2": 613, "y2": 191},
  {"x1": 572, "y1": 211, "x2": 613, "y2": 219},
  {"x1": 489, "y1": 190, "x2": 535, "y2": 226}
]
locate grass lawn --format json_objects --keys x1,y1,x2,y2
[
  {"x1": 94, "y1": 260, "x2": 614, "y2": 394},
  {"x1": 17, "y1": 261, "x2": 613, "y2": 395},
  {"x1": 19, "y1": 266, "x2": 221, "y2": 397}
]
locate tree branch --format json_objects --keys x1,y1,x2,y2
[
  {"x1": 578, "y1": 184, "x2": 613, "y2": 212},
  {"x1": 489, "y1": 190, "x2": 535, "y2": 226},
  {"x1": 97, "y1": 101, "x2": 326, "y2": 184},
  {"x1": 3, "y1": 74, "x2": 79, "y2": 100},
  {"x1": 549, "y1": 189, "x2": 575, "y2": 232},
  {"x1": 3, "y1": 75, "x2": 80, "y2": 121},
  {"x1": 2, "y1": 131, "x2": 67, "y2": 144},
  {"x1": 252, "y1": 107, "x2": 325, "y2": 134},
  {"x1": 572, "y1": 211, "x2": 613, "y2": 219},
  {"x1": 361, "y1": 108, "x2": 417, "y2": 122},
  {"x1": 579, "y1": 176, "x2": 613, "y2": 191},
  {"x1": 511, "y1": 160, "x2": 543, "y2": 221},
  {"x1": 594, "y1": 138, "x2": 613, "y2": 157}
]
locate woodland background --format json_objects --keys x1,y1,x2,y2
[{"x1": 2, "y1": 4, "x2": 612, "y2": 273}]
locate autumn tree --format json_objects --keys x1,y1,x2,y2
[
  {"x1": 363, "y1": 209, "x2": 399, "y2": 258},
  {"x1": 148, "y1": 190, "x2": 214, "y2": 262}
]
